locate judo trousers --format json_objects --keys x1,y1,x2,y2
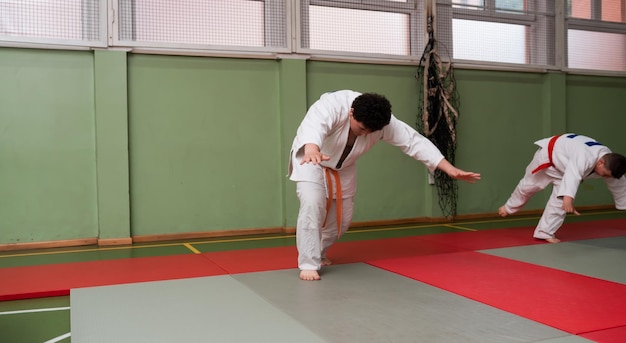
[
  {"x1": 296, "y1": 181, "x2": 354, "y2": 271},
  {"x1": 503, "y1": 149, "x2": 567, "y2": 239}
]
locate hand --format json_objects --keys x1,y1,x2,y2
[
  {"x1": 436, "y1": 159, "x2": 481, "y2": 184},
  {"x1": 450, "y1": 170, "x2": 482, "y2": 184},
  {"x1": 300, "y1": 144, "x2": 330, "y2": 165},
  {"x1": 498, "y1": 206, "x2": 509, "y2": 217},
  {"x1": 562, "y1": 196, "x2": 580, "y2": 215}
]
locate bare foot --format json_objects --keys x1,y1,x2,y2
[
  {"x1": 321, "y1": 257, "x2": 332, "y2": 266},
  {"x1": 299, "y1": 270, "x2": 321, "y2": 281},
  {"x1": 545, "y1": 237, "x2": 561, "y2": 243},
  {"x1": 498, "y1": 206, "x2": 508, "y2": 217}
]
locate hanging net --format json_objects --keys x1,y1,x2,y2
[{"x1": 416, "y1": 15, "x2": 460, "y2": 219}]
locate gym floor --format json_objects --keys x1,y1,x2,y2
[{"x1": 1, "y1": 211, "x2": 625, "y2": 342}]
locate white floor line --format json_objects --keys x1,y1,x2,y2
[
  {"x1": 0, "y1": 306, "x2": 70, "y2": 316},
  {"x1": 43, "y1": 332, "x2": 71, "y2": 343}
]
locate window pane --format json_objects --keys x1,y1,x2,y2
[
  {"x1": 569, "y1": 0, "x2": 592, "y2": 18},
  {"x1": 569, "y1": 0, "x2": 625, "y2": 23},
  {"x1": 0, "y1": 0, "x2": 100, "y2": 42},
  {"x1": 449, "y1": 1, "x2": 555, "y2": 67},
  {"x1": 306, "y1": 5, "x2": 410, "y2": 55},
  {"x1": 121, "y1": 0, "x2": 262, "y2": 46},
  {"x1": 601, "y1": 0, "x2": 625, "y2": 23},
  {"x1": 496, "y1": 0, "x2": 525, "y2": 12},
  {"x1": 118, "y1": 0, "x2": 287, "y2": 48},
  {"x1": 452, "y1": 0, "x2": 484, "y2": 10},
  {"x1": 453, "y1": 19, "x2": 528, "y2": 64},
  {"x1": 568, "y1": 29, "x2": 626, "y2": 71},
  {"x1": 453, "y1": 0, "x2": 525, "y2": 12}
]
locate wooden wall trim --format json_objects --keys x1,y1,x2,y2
[{"x1": 0, "y1": 238, "x2": 98, "y2": 252}]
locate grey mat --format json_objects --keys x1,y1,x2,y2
[
  {"x1": 71, "y1": 263, "x2": 577, "y2": 343},
  {"x1": 233, "y1": 263, "x2": 569, "y2": 343},
  {"x1": 480, "y1": 238, "x2": 626, "y2": 285},
  {"x1": 574, "y1": 235, "x2": 626, "y2": 250},
  {"x1": 70, "y1": 276, "x2": 326, "y2": 343}
]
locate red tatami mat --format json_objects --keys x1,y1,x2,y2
[
  {"x1": 0, "y1": 254, "x2": 227, "y2": 301},
  {"x1": 201, "y1": 236, "x2": 464, "y2": 274},
  {"x1": 326, "y1": 236, "x2": 465, "y2": 264},
  {"x1": 566, "y1": 218, "x2": 626, "y2": 231},
  {"x1": 203, "y1": 236, "x2": 461, "y2": 274},
  {"x1": 203, "y1": 246, "x2": 297, "y2": 274},
  {"x1": 2, "y1": 219, "x2": 625, "y2": 302},
  {"x1": 419, "y1": 222, "x2": 626, "y2": 251},
  {"x1": 368, "y1": 251, "x2": 626, "y2": 334},
  {"x1": 418, "y1": 227, "x2": 543, "y2": 251},
  {"x1": 580, "y1": 325, "x2": 626, "y2": 343},
  {"x1": 550, "y1": 218, "x2": 626, "y2": 240}
]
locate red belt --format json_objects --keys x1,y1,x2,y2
[
  {"x1": 323, "y1": 168, "x2": 343, "y2": 238},
  {"x1": 531, "y1": 134, "x2": 561, "y2": 174}
]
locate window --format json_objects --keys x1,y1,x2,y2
[
  {"x1": 298, "y1": 0, "x2": 425, "y2": 61},
  {"x1": 452, "y1": 19, "x2": 528, "y2": 64},
  {"x1": 441, "y1": 0, "x2": 556, "y2": 67},
  {"x1": 0, "y1": 0, "x2": 625, "y2": 75},
  {"x1": 566, "y1": 0, "x2": 626, "y2": 72},
  {"x1": 115, "y1": 0, "x2": 288, "y2": 52},
  {"x1": 0, "y1": 0, "x2": 104, "y2": 47}
]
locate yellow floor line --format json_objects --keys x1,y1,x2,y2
[
  {"x1": 443, "y1": 224, "x2": 477, "y2": 231},
  {"x1": 184, "y1": 243, "x2": 201, "y2": 254},
  {"x1": 347, "y1": 223, "x2": 445, "y2": 233},
  {"x1": 189, "y1": 235, "x2": 294, "y2": 245}
]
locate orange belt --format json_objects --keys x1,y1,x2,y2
[
  {"x1": 531, "y1": 134, "x2": 561, "y2": 174},
  {"x1": 323, "y1": 168, "x2": 343, "y2": 238}
]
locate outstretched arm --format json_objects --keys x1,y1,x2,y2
[{"x1": 436, "y1": 159, "x2": 481, "y2": 183}]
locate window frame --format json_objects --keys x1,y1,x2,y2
[
  {"x1": 295, "y1": 0, "x2": 427, "y2": 64},
  {"x1": 0, "y1": 0, "x2": 108, "y2": 50},
  {"x1": 109, "y1": 0, "x2": 292, "y2": 58},
  {"x1": 565, "y1": 0, "x2": 626, "y2": 73},
  {"x1": 439, "y1": 0, "x2": 558, "y2": 70}
]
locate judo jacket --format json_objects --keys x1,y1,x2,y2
[{"x1": 288, "y1": 90, "x2": 444, "y2": 199}]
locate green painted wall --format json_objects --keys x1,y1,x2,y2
[
  {"x1": 279, "y1": 59, "x2": 308, "y2": 228},
  {"x1": 127, "y1": 54, "x2": 283, "y2": 235},
  {"x1": 93, "y1": 50, "x2": 131, "y2": 240},
  {"x1": 0, "y1": 48, "x2": 98, "y2": 242},
  {"x1": 454, "y1": 70, "x2": 550, "y2": 213},
  {"x1": 1, "y1": 47, "x2": 625, "y2": 244}
]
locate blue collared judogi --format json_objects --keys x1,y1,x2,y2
[{"x1": 502, "y1": 133, "x2": 626, "y2": 240}]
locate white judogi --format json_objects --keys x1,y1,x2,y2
[
  {"x1": 288, "y1": 90, "x2": 444, "y2": 271},
  {"x1": 502, "y1": 133, "x2": 626, "y2": 239}
]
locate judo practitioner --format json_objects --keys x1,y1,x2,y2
[
  {"x1": 288, "y1": 90, "x2": 481, "y2": 281},
  {"x1": 498, "y1": 133, "x2": 626, "y2": 243}
]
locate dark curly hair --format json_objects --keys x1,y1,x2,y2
[
  {"x1": 351, "y1": 93, "x2": 392, "y2": 132},
  {"x1": 604, "y1": 153, "x2": 626, "y2": 178}
]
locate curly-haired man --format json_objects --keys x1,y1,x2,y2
[{"x1": 288, "y1": 90, "x2": 481, "y2": 281}]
